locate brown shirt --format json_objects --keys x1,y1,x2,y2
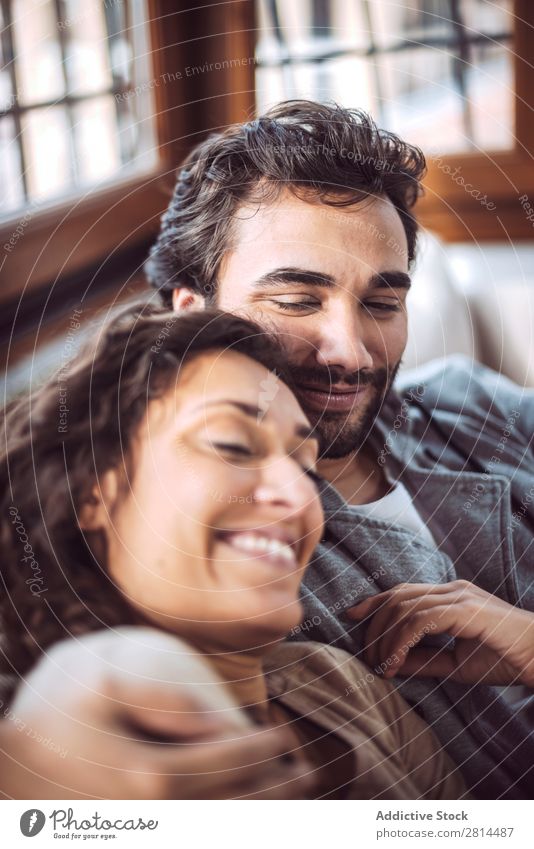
[{"x1": 264, "y1": 640, "x2": 468, "y2": 800}]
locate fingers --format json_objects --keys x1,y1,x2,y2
[
  {"x1": 393, "y1": 647, "x2": 457, "y2": 680},
  {"x1": 119, "y1": 688, "x2": 233, "y2": 741},
  {"x1": 347, "y1": 581, "x2": 468, "y2": 620},
  {"x1": 346, "y1": 581, "x2": 489, "y2": 673},
  {"x1": 159, "y1": 725, "x2": 294, "y2": 774},
  {"x1": 377, "y1": 606, "x2": 455, "y2": 676},
  {"x1": 147, "y1": 726, "x2": 311, "y2": 799},
  {"x1": 357, "y1": 594, "x2": 445, "y2": 670}
]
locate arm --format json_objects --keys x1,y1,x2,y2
[{"x1": 0, "y1": 627, "x2": 313, "y2": 799}]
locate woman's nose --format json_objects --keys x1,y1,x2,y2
[{"x1": 253, "y1": 456, "x2": 317, "y2": 515}]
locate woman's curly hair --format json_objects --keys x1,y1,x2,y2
[
  {"x1": 0, "y1": 305, "x2": 293, "y2": 701},
  {"x1": 146, "y1": 100, "x2": 426, "y2": 307}
]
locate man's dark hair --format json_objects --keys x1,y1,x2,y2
[{"x1": 146, "y1": 100, "x2": 426, "y2": 308}]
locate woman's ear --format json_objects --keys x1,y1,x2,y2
[
  {"x1": 78, "y1": 470, "x2": 119, "y2": 531},
  {"x1": 172, "y1": 287, "x2": 206, "y2": 312}
]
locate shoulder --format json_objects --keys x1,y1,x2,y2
[
  {"x1": 263, "y1": 639, "x2": 358, "y2": 676},
  {"x1": 396, "y1": 355, "x2": 529, "y2": 423},
  {"x1": 398, "y1": 354, "x2": 495, "y2": 399},
  {"x1": 264, "y1": 641, "x2": 395, "y2": 712}
]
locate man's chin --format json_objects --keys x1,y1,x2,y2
[
  {"x1": 304, "y1": 391, "x2": 387, "y2": 459},
  {"x1": 315, "y1": 419, "x2": 369, "y2": 458},
  {"x1": 292, "y1": 362, "x2": 400, "y2": 460}
]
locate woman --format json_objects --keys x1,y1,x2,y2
[{"x1": 1, "y1": 304, "x2": 466, "y2": 799}]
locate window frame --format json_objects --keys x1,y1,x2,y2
[
  {"x1": 417, "y1": 0, "x2": 534, "y2": 240},
  {"x1": 253, "y1": 0, "x2": 534, "y2": 242},
  {"x1": 0, "y1": 0, "x2": 256, "y2": 303}
]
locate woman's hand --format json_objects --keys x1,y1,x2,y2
[{"x1": 347, "y1": 580, "x2": 534, "y2": 687}]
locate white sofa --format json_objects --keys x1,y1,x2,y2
[{"x1": 403, "y1": 232, "x2": 534, "y2": 388}]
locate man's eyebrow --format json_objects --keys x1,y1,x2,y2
[
  {"x1": 250, "y1": 267, "x2": 411, "y2": 293},
  {"x1": 193, "y1": 399, "x2": 318, "y2": 442},
  {"x1": 367, "y1": 271, "x2": 412, "y2": 291},
  {"x1": 252, "y1": 267, "x2": 336, "y2": 290}
]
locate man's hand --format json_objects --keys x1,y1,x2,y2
[
  {"x1": 347, "y1": 580, "x2": 534, "y2": 687},
  {"x1": 1, "y1": 628, "x2": 314, "y2": 800}
]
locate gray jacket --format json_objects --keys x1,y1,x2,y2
[{"x1": 296, "y1": 356, "x2": 534, "y2": 799}]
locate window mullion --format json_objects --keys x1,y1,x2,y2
[
  {"x1": 53, "y1": 0, "x2": 79, "y2": 188},
  {"x1": 449, "y1": 0, "x2": 475, "y2": 149},
  {"x1": 1, "y1": 0, "x2": 29, "y2": 202}
]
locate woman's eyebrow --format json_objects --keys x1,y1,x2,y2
[
  {"x1": 192, "y1": 399, "x2": 318, "y2": 442},
  {"x1": 252, "y1": 267, "x2": 336, "y2": 289}
]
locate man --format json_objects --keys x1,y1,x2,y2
[{"x1": 146, "y1": 100, "x2": 534, "y2": 798}]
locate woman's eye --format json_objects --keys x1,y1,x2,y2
[
  {"x1": 268, "y1": 300, "x2": 319, "y2": 313},
  {"x1": 304, "y1": 468, "x2": 322, "y2": 488},
  {"x1": 213, "y1": 442, "x2": 253, "y2": 457}
]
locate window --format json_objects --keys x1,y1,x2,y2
[
  {"x1": 256, "y1": 0, "x2": 514, "y2": 154},
  {"x1": 0, "y1": 0, "x2": 257, "y2": 306},
  {"x1": 0, "y1": 0, "x2": 156, "y2": 220},
  {"x1": 254, "y1": 0, "x2": 534, "y2": 241}
]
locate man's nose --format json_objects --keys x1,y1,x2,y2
[{"x1": 314, "y1": 307, "x2": 373, "y2": 373}]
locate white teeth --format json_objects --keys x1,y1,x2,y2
[{"x1": 223, "y1": 533, "x2": 296, "y2": 564}]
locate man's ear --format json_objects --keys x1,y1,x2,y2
[
  {"x1": 172, "y1": 287, "x2": 206, "y2": 313},
  {"x1": 78, "y1": 470, "x2": 119, "y2": 531}
]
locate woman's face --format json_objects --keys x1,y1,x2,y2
[{"x1": 103, "y1": 349, "x2": 324, "y2": 653}]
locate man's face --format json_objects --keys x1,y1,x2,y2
[{"x1": 215, "y1": 191, "x2": 410, "y2": 459}]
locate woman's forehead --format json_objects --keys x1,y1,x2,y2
[{"x1": 174, "y1": 348, "x2": 309, "y2": 427}]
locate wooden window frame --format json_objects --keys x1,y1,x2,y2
[
  {"x1": 0, "y1": 0, "x2": 256, "y2": 305},
  {"x1": 396, "y1": 0, "x2": 534, "y2": 241},
  {"x1": 252, "y1": 0, "x2": 534, "y2": 243},
  {"x1": 8, "y1": 0, "x2": 523, "y2": 305}
]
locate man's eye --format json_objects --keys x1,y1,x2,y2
[
  {"x1": 268, "y1": 300, "x2": 319, "y2": 313},
  {"x1": 364, "y1": 301, "x2": 401, "y2": 313}
]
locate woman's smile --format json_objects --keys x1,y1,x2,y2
[{"x1": 214, "y1": 528, "x2": 300, "y2": 570}]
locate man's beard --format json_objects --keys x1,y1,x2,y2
[{"x1": 291, "y1": 361, "x2": 401, "y2": 459}]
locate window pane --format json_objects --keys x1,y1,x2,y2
[
  {"x1": 63, "y1": 0, "x2": 113, "y2": 96},
  {"x1": 0, "y1": 118, "x2": 25, "y2": 214},
  {"x1": 256, "y1": 66, "x2": 289, "y2": 113},
  {"x1": 116, "y1": 96, "x2": 157, "y2": 172},
  {"x1": 72, "y1": 95, "x2": 120, "y2": 184},
  {"x1": 0, "y1": 4, "x2": 14, "y2": 112},
  {"x1": 370, "y1": 0, "x2": 455, "y2": 49},
  {"x1": 103, "y1": 0, "x2": 133, "y2": 87},
  {"x1": 468, "y1": 42, "x2": 514, "y2": 150},
  {"x1": 255, "y1": 0, "x2": 514, "y2": 154},
  {"x1": 329, "y1": 0, "x2": 372, "y2": 51},
  {"x1": 1, "y1": 0, "x2": 157, "y2": 220},
  {"x1": 315, "y1": 56, "x2": 376, "y2": 114},
  {"x1": 21, "y1": 107, "x2": 73, "y2": 201},
  {"x1": 462, "y1": 0, "x2": 512, "y2": 36},
  {"x1": 381, "y1": 50, "x2": 469, "y2": 153},
  {"x1": 12, "y1": 0, "x2": 65, "y2": 104}
]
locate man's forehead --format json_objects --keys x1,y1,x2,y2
[{"x1": 228, "y1": 191, "x2": 407, "y2": 256}]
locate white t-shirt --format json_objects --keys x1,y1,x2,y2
[{"x1": 356, "y1": 479, "x2": 436, "y2": 548}]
